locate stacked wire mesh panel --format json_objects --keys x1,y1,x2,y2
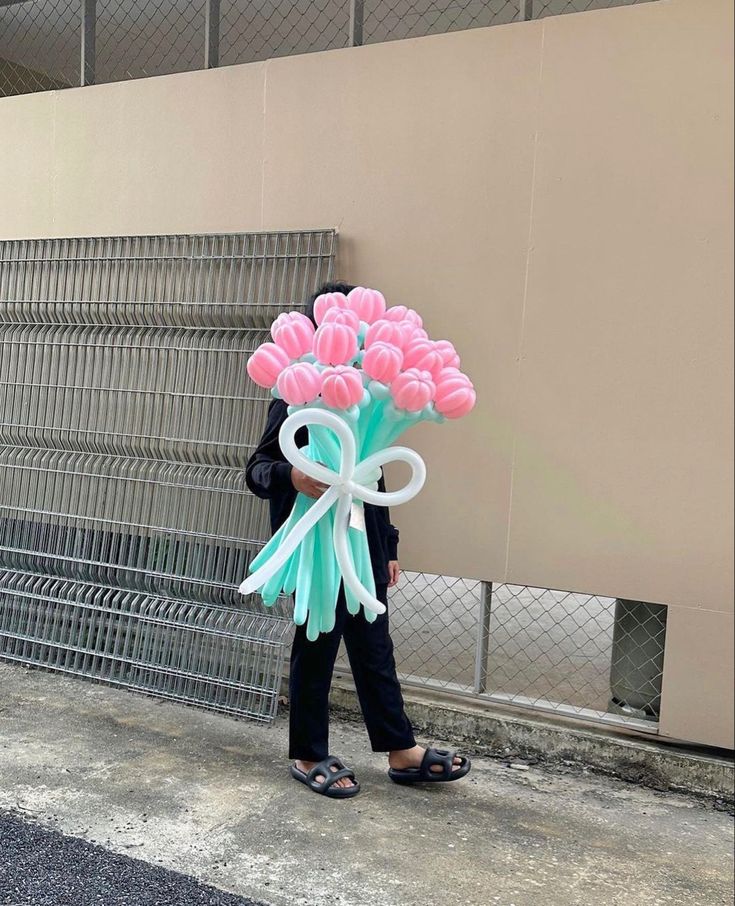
[{"x1": 0, "y1": 231, "x2": 335, "y2": 720}]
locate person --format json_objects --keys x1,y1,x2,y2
[{"x1": 245, "y1": 281, "x2": 471, "y2": 799}]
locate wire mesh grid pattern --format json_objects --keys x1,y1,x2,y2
[
  {"x1": 0, "y1": 0, "x2": 79, "y2": 96},
  {"x1": 1, "y1": 0, "x2": 660, "y2": 98},
  {"x1": 94, "y1": 0, "x2": 206, "y2": 84},
  {"x1": 533, "y1": 0, "x2": 646, "y2": 17},
  {"x1": 220, "y1": 0, "x2": 349, "y2": 66},
  {"x1": 0, "y1": 569, "x2": 288, "y2": 717},
  {"x1": 339, "y1": 572, "x2": 667, "y2": 731},
  {"x1": 364, "y1": 0, "x2": 519, "y2": 44},
  {"x1": 0, "y1": 230, "x2": 335, "y2": 721}
]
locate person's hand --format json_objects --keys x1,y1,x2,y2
[
  {"x1": 291, "y1": 467, "x2": 328, "y2": 499},
  {"x1": 388, "y1": 560, "x2": 401, "y2": 588}
]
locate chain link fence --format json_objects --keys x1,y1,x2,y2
[
  {"x1": 359, "y1": 573, "x2": 668, "y2": 731},
  {"x1": 1, "y1": 0, "x2": 658, "y2": 98}
]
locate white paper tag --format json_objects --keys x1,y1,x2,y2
[{"x1": 349, "y1": 501, "x2": 366, "y2": 532}]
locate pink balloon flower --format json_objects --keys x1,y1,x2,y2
[
  {"x1": 402, "y1": 339, "x2": 445, "y2": 378},
  {"x1": 313, "y1": 291, "x2": 349, "y2": 326},
  {"x1": 434, "y1": 371, "x2": 476, "y2": 419},
  {"x1": 383, "y1": 305, "x2": 423, "y2": 328},
  {"x1": 365, "y1": 318, "x2": 413, "y2": 350},
  {"x1": 434, "y1": 339, "x2": 461, "y2": 370},
  {"x1": 313, "y1": 322, "x2": 359, "y2": 366},
  {"x1": 321, "y1": 365, "x2": 364, "y2": 410},
  {"x1": 362, "y1": 342, "x2": 404, "y2": 384},
  {"x1": 322, "y1": 307, "x2": 361, "y2": 332},
  {"x1": 247, "y1": 342, "x2": 291, "y2": 389},
  {"x1": 271, "y1": 311, "x2": 315, "y2": 358},
  {"x1": 277, "y1": 362, "x2": 323, "y2": 406},
  {"x1": 346, "y1": 287, "x2": 387, "y2": 324},
  {"x1": 391, "y1": 368, "x2": 436, "y2": 412}
]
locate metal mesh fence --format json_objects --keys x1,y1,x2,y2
[
  {"x1": 94, "y1": 0, "x2": 205, "y2": 84},
  {"x1": 364, "y1": 0, "x2": 519, "y2": 44},
  {"x1": 220, "y1": 0, "x2": 349, "y2": 66},
  {"x1": 534, "y1": 0, "x2": 645, "y2": 17},
  {"x1": 1, "y1": 0, "x2": 659, "y2": 98},
  {"x1": 337, "y1": 572, "x2": 667, "y2": 731},
  {"x1": 0, "y1": 230, "x2": 335, "y2": 721},
  {"x1": 0, "y1": 0, "x2": 79, "y2": 96}
]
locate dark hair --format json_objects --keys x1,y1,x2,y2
[{"x1": 305, "y1": 281, "x2": 355, "y2": 325}]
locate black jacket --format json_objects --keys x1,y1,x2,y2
[{"x1": 245, "y1": 399, "x2": 399, "y2": 586}]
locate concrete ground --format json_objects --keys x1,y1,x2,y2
[{"x1": 0, "y1": 663, "x2": 732, "y2": 906}]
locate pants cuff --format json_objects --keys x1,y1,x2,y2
[{"x1": 369, "y1": 735, "x2": 417, "y2": 754}]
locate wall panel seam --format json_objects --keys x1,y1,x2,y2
[{"x1": 504, "y1": 21, "x2": 546, "y2": 582}]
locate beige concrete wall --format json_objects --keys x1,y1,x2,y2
[{"x1": 0, "y1": 0, "x2": 732, "y2": 747}]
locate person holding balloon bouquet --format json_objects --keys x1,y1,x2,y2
[{"x1": 244, "y1": 282, "x2": 476, "y2": 799}]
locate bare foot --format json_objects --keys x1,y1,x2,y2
[
  {"x1": 295, "y1": 759, "x2": 356, "y2": 789},
  {"x1": 388, "y1": 745, "x2": 463, "y2": 774}
]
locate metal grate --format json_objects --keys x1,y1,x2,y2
[
  {"x1": 374, "y1": 572, "x2": 667, "y2": 732},
  {"x1": 1, "y1": 0, "x2": 660, "y2": 99},
  {"x1": 0, "y1": 230, "x2": 334, "y2": 721},
  {"x1": 0, "y1": 569, "x2": 290, "y2": 719}
]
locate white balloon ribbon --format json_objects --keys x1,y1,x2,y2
[{"x1": 238, "y1": 408, "x2": 426, "y2": 615}]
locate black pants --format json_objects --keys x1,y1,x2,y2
[{"x1": 288, "y1": 585, "x2": 417, "y2": 761}]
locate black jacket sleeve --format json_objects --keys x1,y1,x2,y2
[{"x1": 245, "y1": 399, "x2": 293, "y2": 500}]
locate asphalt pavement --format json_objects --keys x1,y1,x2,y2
[{"x1": 0, "y1": 810, "x2": 261, "y2": 906}]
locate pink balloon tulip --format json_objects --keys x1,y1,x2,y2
[
  {"x1": 436, "y1": 365, "x2": 471, "y2": 384},
  {"x1": 313, "y1": 291, "x2": 349, "y2": 326},
  {"x1": 313, "y1": 322, "x2": 359, "y2": 365},
  {"x1": 383, "y1": 305, "x2": 423, "y2": 328},
  {"x1": 247, "y1": 342, "x2": 291, "y2": 389},
  {"x1": 276, "y1": 362, "x2": 323, "y2": 406},
  {"x1": 402, "y1": 339, "x2": 444, "y2": 378},
  {"x1": 270, "y1": 311, "x2": 315, "y2": 358},
  {"x1": 365, "y1": 319, "x2": 412, "y2": 350},
  {"x1": 391, "y1": 368, "x2": 435, "y2": 412},
  {"x1": 322, "y1": 307, "x2": 361, "y2": 332},
  {"x1": 346, "y1": 287, "x2": 387, "y2": 324},
  {"x1": 434, "y1": 371, "x2": 476, "y2": 419},
  {"x1": 321, "y1": 365, "x2": 364, "y2": 409},
  {"x1": 434, "y1": 339, "x2": 460, "y2": 370},
  {"x1": 362, "y1": 342, "x2": 404, "y2": 384}
]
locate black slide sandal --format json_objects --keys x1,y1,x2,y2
[
  {"x1": 290, "y1": 755, "x2": 361, "y2": 799},
  {"x1": 388, "y1": 747, "x2": 471, "y2": 785}
]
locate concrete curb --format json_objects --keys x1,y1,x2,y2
[{"x1": 327, "y1": 679, "x2": 735, "y2": 806}]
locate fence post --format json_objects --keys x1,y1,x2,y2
[
  {"x1": 349, "y1": 0, "x2": 364, "y2": 47},
  {"x1": 205, "y1": 0, "x2": 221, "y2": 69},
  {"x1": 81, "y1": 0, "x2": 96, "y2": 87},
  {"x1": 473, "y1": 581, "x2": 493, "y2": 695},
  {"x1": 519, "y1": 0, "x2": 533, "y2": 21}
]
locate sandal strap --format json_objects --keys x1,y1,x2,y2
[
  {"x1": 305, "y1": 756, "x2": 344, "y2": 783},
  {"x1": 421, "y1": 747, "x2": 457, "y2": 780},
  {"x1": 305, "y1": 756, "x2": 355, "y2": 790},
  {"x1": 317, "y1": 768, "x2": 356, "y2": 791}
]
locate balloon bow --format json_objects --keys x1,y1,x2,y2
[{"x1": 238, "y1": 408, "x2": 426, "y2": 615}]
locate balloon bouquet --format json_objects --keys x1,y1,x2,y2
[{"x1": 240, "y1": 287, "x2": 476, "y2": 641}]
